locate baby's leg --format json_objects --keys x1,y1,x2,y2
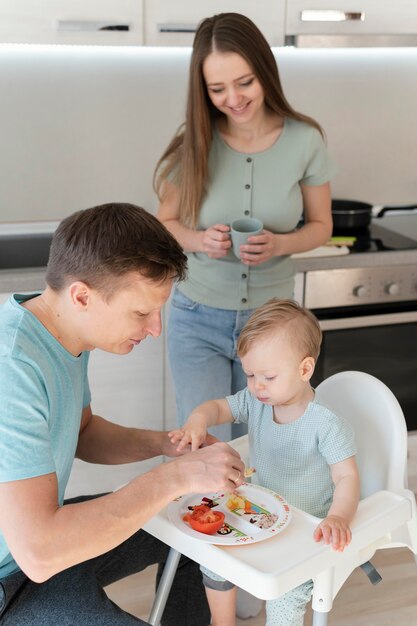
[
  {"x1": 266, "y1": 580, "x2": 313, "y2": 626},
  {"x1": 206, "y1": 586, "x2": 237, "y2": 626},
  {"x1": 201, "y1": 565, "x2": 237, "y2": 626}
]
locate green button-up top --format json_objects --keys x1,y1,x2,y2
[{"x1": 178, "y1": 118, "x2": 337, "y2": 310}]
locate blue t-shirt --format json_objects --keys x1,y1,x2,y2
[
  {"x1": 0, "y1": 294, "x2": 91, "y2": 578},
  {"x1": 227, "y1": 388, "x2": 357, "y2": 518}
]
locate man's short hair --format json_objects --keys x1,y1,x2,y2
[
  {"x1": 238, "y1": 298, "x2": 322, "y2": 361},
  {"x1": 45, "y1": 203, "x2": 187, "y2": 298}
]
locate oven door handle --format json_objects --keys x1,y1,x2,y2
[{"x1": 319, "y1": 310, "x2": 417, "y2": 331}]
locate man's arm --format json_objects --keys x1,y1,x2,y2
[
  {"x1": 75, "y1": 405, "x2": 177, "y2": 464},
  {"x1": 0, "y1": 441, "x2": 245, "y2": 583}
]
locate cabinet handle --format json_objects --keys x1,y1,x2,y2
[
  {"x1": 57, "y1": 20, "x2": 130, "y2": 32},
  {"x1": 300, "y1": 10, "x2": 365, "y2": 22},
  {"x1": 157, "y1": 23, "x2": 197, "y2": 33}
]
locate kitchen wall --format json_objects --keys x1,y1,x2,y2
[
  {"x1": 0, "y1": 44, "x2": 417, "y2": 224},
  {"x1": 1, "y1": 44, "x2": 416, "y2": 495}
]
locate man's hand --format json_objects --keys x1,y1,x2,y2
[
  {"x1": 163, "y1": 431, "x2": 218, "y2": 457},
  {"x1": 171, "y1": 442, "x2": 245, "y2": 494},
  {"x1": 168, "y1": 417, "x2": 210, "y2": 452}
]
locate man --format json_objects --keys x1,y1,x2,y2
[{"x1": 0, "y1": 203, "x2": 245, "y2": 625}]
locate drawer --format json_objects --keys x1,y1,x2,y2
[
  {"x1": 286, "y1": 0, "x2": 417, "y2": 36},
  {"x1": 0, "y1": 0, "x2": 144, "y2": 45},
  {"x1": 144, "y1": 0, "x2": 285, "y2": 46}
]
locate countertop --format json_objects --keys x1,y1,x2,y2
[
  {"x1": 1, "y1": 215, "x2": 417, "y2": 293},
  {"x1": 0, "y1": 268, "x2": 47, "y2": 293},
  {"x1": 294, "y1": 213, "x2": 417, "y2": 271}
]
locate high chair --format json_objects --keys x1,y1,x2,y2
[{"x1": 144, "y1": 371, "x2": 417, "y2": 625}]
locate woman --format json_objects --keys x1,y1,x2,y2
[{"x1": 155, "y1": 12, "x2": 336, "y2": 442}]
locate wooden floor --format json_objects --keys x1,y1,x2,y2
[
  {"x1": 105, "y1": 436, "x2": 417, "y2": 625},
  {"x1": 106, "y1": 548, "x2": 417, "y2": 625}
]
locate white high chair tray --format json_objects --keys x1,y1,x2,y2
[
  {"x1": 167, "y1": 483, "x2": 291, "y2": 545},
  {"x1": 144, "y1": 490, "x2": 411, "y2": 601}
]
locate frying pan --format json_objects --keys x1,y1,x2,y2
[{"x1": 332, "y1": 199, "x2": 417, "y2": 231}]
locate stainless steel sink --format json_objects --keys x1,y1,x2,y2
[{"x1": 0, "y1": 233, "x2": 53, "y2": 270}]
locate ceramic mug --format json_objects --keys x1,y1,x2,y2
[{"x1": 230, "y1": 218, "x2": 263, "y2": 259}]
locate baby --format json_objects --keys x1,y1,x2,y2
[{"x1": 169, "y1": 298, "x2": 360, "y2": 626}]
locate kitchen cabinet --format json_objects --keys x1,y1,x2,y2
[
  {"x1": 2, "y1": 0, "x2": 416, "y2": 47},
  {"x1": 67, "y1": 338, "x2": 165, "y2": 495},
  {"x1": 0, "y1": 0, "x2": 144, "y2": 46},
  {"x1": 286, "y1": 0, "x2": 417, "y2": 37},
  {"x1": 143, "y1": 0, "x2": 286, "y2": 46}
]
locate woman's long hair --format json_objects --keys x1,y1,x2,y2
[{"x1": 154, "y1": 12, "x2": 323, "y2": 228}]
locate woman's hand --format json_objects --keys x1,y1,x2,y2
[
  {"x1": 201, "y1": 224, "x2": 231, "y2": 259},
  {"x1": 239, "y1": 229, "x2": 282, "y2": 265}
]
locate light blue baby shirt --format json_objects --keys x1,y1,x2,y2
[
  {"x1": 0, "y1": 294, "x2": 91, "y2": 578},
  {"x1": 227, "y1": 388, "x2": 356, "y2": 518}
]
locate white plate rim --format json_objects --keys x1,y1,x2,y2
[{"x1": 167, "y1": 482, "x2": 292, "y2": 545}]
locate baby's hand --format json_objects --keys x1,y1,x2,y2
[
  {"x1": 313, "y1": 515, "x2": 352, "y2": 552},
  {"x1": 168, "y1": 428, "x2": 186, "y2": 444},
  {"x1": 168, "y1": 423, "x2": 207, "y2": 452}
]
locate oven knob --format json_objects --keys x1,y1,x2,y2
[
  {"x1": 385, "y1": 282, "x2": 400, "y2": 296},
  {"x1": 352, "y1": 285, "x2": 369, "y2": 297}
]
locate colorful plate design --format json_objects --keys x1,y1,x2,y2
[{"x1": 167, "y1": 482, "x2": 291, "y2": 545}]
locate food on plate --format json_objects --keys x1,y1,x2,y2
[
  {"x1": 226, "y1": 492, "x2": 246, "y2": 512},
  {"x1": 183, "y1": 504, "x2": 225, "y2": 535},
  {"x1": 244, "y1": 500, "x2": 257, "y2": 514},
  {"x1": 248, "y1": 513, "x2": 279, "y2": 529},
  {"x1": 244, "y1": 467, "x2": 256, "y2": 478},
  {"x1": 225, "y1": 491, "x2": 278, "y2": 528},
  {"x1": 226, "y1": 491, "x2": 258, "y2": 515}
]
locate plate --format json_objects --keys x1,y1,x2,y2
[{"x1": 167, "y1": 483, "x2": 291, "y2": 545}]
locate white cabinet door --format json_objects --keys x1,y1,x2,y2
[
  {"x1": 66, "y1": 336, "x2": 165, "y2": 496},
  {"x1": 0, "y1": 0, "x2": 144, "y2": 45},
  {"x1": 293, "y1": 272, "x2": 305, "y2": 305},
  {"x1": 144, "y1": 0, "x2": 286, "y2": 46},
  {"x1": 286, "y1": 0, "x2": 417, "y2": 36},
  {"x1": 87, "y1": 339, "x2": 163, "y2": 433}
]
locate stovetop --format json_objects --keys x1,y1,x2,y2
[
  {"x1": 333, "y1": 221, "x2": 417, "y2": 253},
  {"x1": 304, "y1": 217, "x2": 417, "y2": 308}
]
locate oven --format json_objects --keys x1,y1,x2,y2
[{"x1": 307, "y1": 261, "x2": 417, "y2": 432}]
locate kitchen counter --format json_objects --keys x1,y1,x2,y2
[
  {"x1": 1, "y1": 215, "x2": 416, "y2": 293},
  {"x1": 293, "y1": 247, "x2": 417, "y2": 272},
  {"x1": 2, "y1": 249, "x2": 417, "y2": 294},
  {"x1": 0, "y1": 221, "x2": 55, "y2": 293},
  {"x1": 294, "y1": 214, "x2": 417, "y2": 271},
  {"x1": 0, "y1": 268, "x2": 46, "y2": 293}
]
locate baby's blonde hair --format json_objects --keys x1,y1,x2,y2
[{"x1": 238, "y1": 298, "x2": 322, "y2": 361}]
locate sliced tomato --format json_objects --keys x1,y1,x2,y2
[
  {"x1": 188, "y1": 510, "x2": 225, "y2": 535},
  {"x1": 188, "y1": 511, "x2": 224, "y2": 535},
  {"x1": 190, "y1": 504, "x2": 211, "y2": 518}
]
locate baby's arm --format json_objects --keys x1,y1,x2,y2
[
  {"x1": 314, "y1": 456, "x2": 360, "y2": 552},
  {"x1": 169, "y1": 399, "x2": 234, "y2": 452}
]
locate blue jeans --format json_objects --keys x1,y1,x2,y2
[
  {"x1": 167, "y1": 289, "x2": 254, "y2": 441},
  {"x1": 0, "y1": 495, "x2": 210, "y2": 626}
]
